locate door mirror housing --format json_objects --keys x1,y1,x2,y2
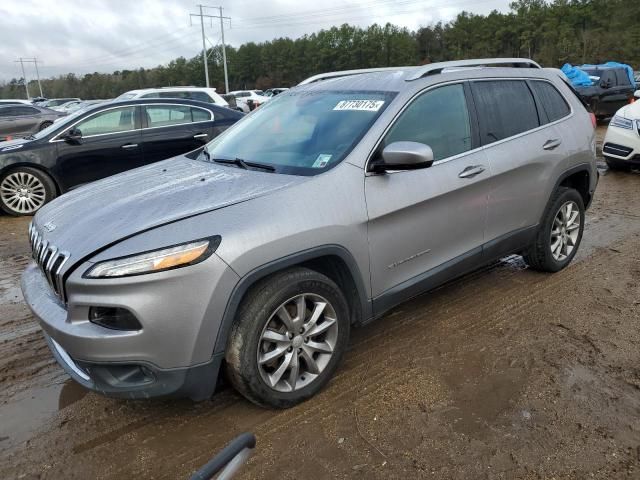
[
  {"x1": 600, "y1": 79, "x2": 612, "y2": 89},
  {"x1": 634, "y1": 90, "x2": 640, "y2": 99},
  {"x1": 370, "y1": 141, "x2": 434, "y2": 173},
  {"x1": 63, "y1": 127, "x2": 83, "y2": 145}
]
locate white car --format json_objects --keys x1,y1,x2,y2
[
  {"x1": 116, "y1": 87, "x2": 228, "y2": 108},
  {"x1": 602, "y1": 90, "x2": 640, "y2": 170},
  {"x1": 228, "y1": 90, "x2": 270, "y2": 112},
  {"x1": 0, "y1": 99, "x2": 32, "y2": 105}
]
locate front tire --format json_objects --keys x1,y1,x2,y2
[
  {"x1": 225, "y1": 267, "x2": 350, "y2": 408},
  {"x1": 0, "y1": 167, "x2": 56, "y2": 216},
  {"x1": 524, "y1": 187, "x2": 585, "y2": 272}
]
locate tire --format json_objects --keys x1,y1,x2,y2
[
  {"x1": 0, "y1": 167, "x2": 57, "y2": 216},
  {"x1": 524, "y1": 187, "x2": 585, "y2": 273},
  {"x1": 225, "y1": 267, "x2": 350, "y2": 408},
  {"x1": 38, "y1": 121, "x2": 53, "y2": 131}
]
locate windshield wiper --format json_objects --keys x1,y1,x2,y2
[{"x1": 212, "y1": 156, "x2": 276, "y2": 172}]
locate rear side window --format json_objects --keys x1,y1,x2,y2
[
  {"x1": 191, "y1": 107, "x2": 212, "y2": 122},
  {"x1": 383, "y1": 83, "x2": 472, "y2": 161},
  {"x1": 75, "y1": 107, "x2": 136, "y2": 136},
  {"x1": 472, "y1": 80, "x2": 540, "y2": 145},
  {"x1": 530, "y1": 81, "x2": 571, "y2": 123},
  {"x1": 12, "y1": 106, "x2": 39, "y2": 116}
]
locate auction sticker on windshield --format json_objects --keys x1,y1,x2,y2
[
  {"x1": 333, "y1": 100, "x2": 385, "y2": 111},
  {"x1": 312, "y1": 154, "x2": 332, "y2": 168}
]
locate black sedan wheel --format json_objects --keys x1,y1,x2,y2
[{"x1": 0, "y1": 167, "x2": 56, "y2": 216}]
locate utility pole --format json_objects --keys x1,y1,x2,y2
[
  {"x1": 14, "y1": 58, "x2": 44, "y2": 98},
  {"x1": 190, "y1": 5, "x2": 231, "y2": 93},
  {"x1": 15, "y1": 58, "x2": 30, "y2": 99},
  {"x1": 218, "y1": 6, "x2": 229, "y2": 94}
]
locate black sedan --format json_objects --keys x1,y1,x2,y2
[
  {"x1": 0, "y1": 98, "x2": 243, "y2": 215},
  {"x1": 0, "y1": 104, "x2": 66, "y2": 141}
]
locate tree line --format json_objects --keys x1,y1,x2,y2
[{"x1": 1, "y1": 0, "x2": 638, "y2": 100}]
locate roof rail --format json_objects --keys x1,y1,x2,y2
[
  {"x1": 298, "y1": 66, "x2": 413, "y2": 86},
  {"x1": 406, "y1": 58, "x2": 541, "y2": 81}
]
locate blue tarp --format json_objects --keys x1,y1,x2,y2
[
  {"x1": 561, "y1": 63, "x2": 593, "y2": 87},
  {"x1": 562, "y1": 61, "x2": 637, "y2": 88}
]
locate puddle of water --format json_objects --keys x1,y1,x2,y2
[{"x1": 0, "y1": 380, "x2": 87, "y2": 450}]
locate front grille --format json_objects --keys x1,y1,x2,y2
[
  {"x1": 28, "y1": 223, "x2": 70, "y2": 303},
  {"x1": 603, "y1": 142, "x2": 633, "y2": 157}
]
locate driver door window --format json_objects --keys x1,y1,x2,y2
[
  {"x1": 383, "y1": 83, "x2": 472, "y2": 161},
  {"x1": 74, "y1": 107, "x2": 136, "y2": 136}
]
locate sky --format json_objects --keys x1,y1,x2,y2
[{"x1": 0, "y1": 0, "x2": 512, "y2": 82}]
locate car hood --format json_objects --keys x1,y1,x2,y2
[
  {"x1": 32, "y1": 155, "x2": 307, "y2": 265},
  {"x1": 617, "y1": 102, "x2": 640, "y2": 119}
]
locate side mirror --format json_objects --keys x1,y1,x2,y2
[
  {"x1": 371, "y1": 141, "x2": 434, "y2": 173},
  {"x1": 63, "y1": 127, "x2": 82, "y2": 145},
  {"x1": 600, "y1": 79, "x2": 611, "y2": 89},
  {"x1": 634, "y1": 90, "x2": 640, "y2": 99}
]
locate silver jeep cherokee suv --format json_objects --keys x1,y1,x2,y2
[{"x1": 22, "y1": 59, "x2": 597, "y2": 408}]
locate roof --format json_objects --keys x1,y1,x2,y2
[
  {"x1": 297, "y1": 58, "x2": 543, "y2": 91},
  {"x1": 125, "y1": 86, "x2": 218, "y2": 94}
]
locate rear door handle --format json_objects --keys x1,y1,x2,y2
[
  {"x1": 458, "y1": 165, "x2": 486, "y2": 179},
  {"x1": 193, "y1": 133, "x2": 209, "y2": 139},
  {"x1": 121, "y1": 143, "x2": 138, "y2": 149},
  {"x1": 543, "y1": 139, "x2": 562, "y2": 150}
]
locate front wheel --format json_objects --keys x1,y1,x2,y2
[
  {"x1": 0, "y1": 167, "x2": 56, "y2": 216},
  {"x1": 225, "y1": 267, "x2": 350, "y2": 408},
  {"x1": 524, "y1": 187, "x2": 585, "y2": 272}
]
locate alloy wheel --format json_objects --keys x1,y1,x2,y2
[
  {"x1": 0, "y1": 171, "x2": 47, "y2": 214},
  {"x1": 550, "y1": 200, "x2": 581, "y2": 261},
  {"x1": 257, "y1": 293, "x2": 339, "y2": 393}
]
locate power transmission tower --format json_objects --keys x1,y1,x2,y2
[
  {"x1": 190, "y1": 5, "x2": 231, "y2": 93},
  {"x1": 14, "y1": 58, "x2": 44, "y2": 98}
]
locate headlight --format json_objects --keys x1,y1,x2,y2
[
  {"x1": 84, "y1": 237, "x2": 220, "y2": 278},
  {"x1": 610, "y1": 115, "x2": 634, "y2": 129}
]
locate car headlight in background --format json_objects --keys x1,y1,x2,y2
[
  {"x1": 610, "y1": 115, "x2": 634, "y2": 129},
  {"x1": 84, "y1": 237, "x2": 220, "y2": 278}
]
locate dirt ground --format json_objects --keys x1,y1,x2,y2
[{"x1": 1, "y1": 126, "x2": 640, "y2": 479}]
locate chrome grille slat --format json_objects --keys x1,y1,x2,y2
[{"x1": 28, "y1": 225, "x2": 70, "y2": 303}]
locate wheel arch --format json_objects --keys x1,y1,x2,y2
[
  {"x1": 557, "y1": 165, "x2": 592, "y2": 208},
  {"x1": 213, "y1": 245, "x2": 372, "y2": 355}
]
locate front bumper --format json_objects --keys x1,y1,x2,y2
[
  {"x1": 603, "y1": 124, "x2": 640, "y2": 166},
  {"x1": 21, "y1": 253, "x2": 239, "y2": 400}
]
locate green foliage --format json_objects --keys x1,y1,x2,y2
[{"x1": 2, "y1": 0, "x2": 638, "y2": 99}]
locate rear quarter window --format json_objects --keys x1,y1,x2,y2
[
  {"x1": 530, "y1": 81, "x2": 571, "y2": 123},
  {"x1": 471, "y1": 80, "x2": 540, "y2": 145}
]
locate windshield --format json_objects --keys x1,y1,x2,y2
[{"x1": 204, "y1": 89, "x2": 394, "y2": 175}]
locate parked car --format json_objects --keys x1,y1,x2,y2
[
  {"x1": 602, "y1": 90, "x2": 640, "y2": 170},
  {"x1": 62, "y1": 99, "x2": 110, "y2": 114},
  {"x1": 21, "y1": 59, "x2": 597, "y2": 408},
  {"x1": 228, "y1": 90, "x2": 270, "y2": 112},
  {"x1": 116, "y1": 87, "x2": 229, "y2": 108},
  {"x1": 264, "y1": 88, "x2": 289, "y2": 97},
  {"x1": 0, "y1": 98, "x2": 242, "y2": 215},
  {"x1": 0, "y1": 99, "x2": 33, "y2": 105},
  {"x1": 574, "y1": 66, "x2": 635, "y2": 119},
  {"x1": 41, "y1": 98, "x2": 81, "y2": 108},
  {"x1": 0, "y1": 104, "x2": 66, "y2": 141},
  {"x1": 220, "y1": 94, "x2": 244, "y2": 112}
]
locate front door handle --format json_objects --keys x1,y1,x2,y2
[
  {"x1": 543, "y1": 139, "x2": 562, "y2": 150},
  {"x1": 121, "y1": 143, "x2": 138, "y2": 149},
  {"x1": 458, "y1": 165, "x2": 486, "y2": 179},
  {"x1": 193, "y1": 133, "x2": 209, "y2": 139}
]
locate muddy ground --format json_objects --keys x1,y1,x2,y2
[{"x1": 1, "y1": 126, "x2": 640, "y2": 479}]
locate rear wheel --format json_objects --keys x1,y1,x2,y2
[
  {"x1": 0, "y1": 167, "x2": 56, "y2": 216},
  {"x1": 225, "y1": 267, "x2": 350, "y2": 408},
  {"x1": 524, "y1": 187, "x2": 584, "y2": 272}
]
